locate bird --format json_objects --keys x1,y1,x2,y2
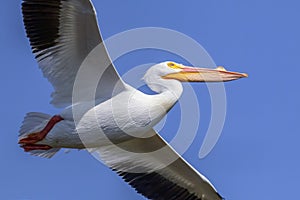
[{"x1": 19, "y1": 0, "x2": 247, "y2": 199}]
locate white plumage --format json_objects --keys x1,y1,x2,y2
[{"x1": 19, "y1": 0, "x2": 247, "y2": 199}]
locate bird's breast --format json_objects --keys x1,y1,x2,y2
[{"x1": 76, "y1": 91, "x2": 167, "y2": 146}]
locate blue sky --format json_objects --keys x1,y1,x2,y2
[{"x1": 1, "y1": 0, "x2": 300, "y2": 199}]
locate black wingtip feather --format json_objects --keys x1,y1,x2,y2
[
  {"x1": 22, "y1": 0, "x2": 62, "y2": 58},
  {"x1": 115, "y1": 170, "x2": 202, "y2": 200}
]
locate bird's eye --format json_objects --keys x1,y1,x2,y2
[{"x1": 167, "y1": 62, "x2": 176, "y2": 68}]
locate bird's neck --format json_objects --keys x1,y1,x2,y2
[{"x1": 146, "y1": 76, "x2": 183, "y2": 110}]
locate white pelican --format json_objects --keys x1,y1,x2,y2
[{"x1": 19, "y1": 0, "x2": 247, "y2": 199}]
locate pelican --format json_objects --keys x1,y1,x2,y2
[{"x1": 19, "y1": 0, "x2": 247, "y2": 199}]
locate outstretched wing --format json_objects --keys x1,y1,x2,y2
[
  {"x1": 22, "y1": 0, "x2": 125, "y2": 107},
  {"x1": 92, "y1": 129, "x2": 223, "y2": 200}
]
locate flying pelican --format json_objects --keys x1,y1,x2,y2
[{"x1": 19, "y1": 0, "x2": 247, "y2": 199}]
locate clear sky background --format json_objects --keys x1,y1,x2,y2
[{"x1": 1, "y1": 0, "x2": 299, "y2": 199}]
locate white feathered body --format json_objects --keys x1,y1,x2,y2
[{"x1": 36, "y1": 85, "x2": 178, "y2": 149}]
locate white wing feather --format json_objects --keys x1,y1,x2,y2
[
  {"x1": 22, "y1": 0, "x2": 125, "y2": 107},
  {"x1": 92, "y1": 129, "x2": 223, "y2": 200}
]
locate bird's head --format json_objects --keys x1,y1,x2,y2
[
  {"x1": 143, "y1": 61, "x2": 247, "y2": 94},
  {"x1": 144, "y1": 61, "x2": 248, "y2": 83}
]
